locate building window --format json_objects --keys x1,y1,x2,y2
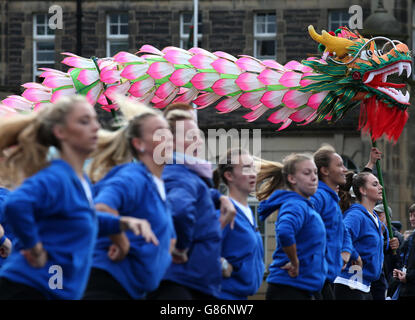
[
  {"x1": 253, "y1": 13, "x2": 276, "y2": 60},
  {"x1": 328, "y1": 10, "x2": 350, "y2": 31},
  {"x1": 107, "y1": 13, "x2": 129, "y2": 57},
  {"x1": 180, "y1": 12, "x2": 202, "y2": 49},
  {"x1": 33, "y1": 14, "x2": 55, "y2": 82}
]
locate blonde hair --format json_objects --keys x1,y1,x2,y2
[
  {"x1": 87, "y1": 96, "x2": 161, "y2": 183},
  {"x1": 163, "y1": 103, "x2": 195, "y2": 118},
  {"x1": 313, "y1": 144, "x2": 336, "y2": 179},
  {"x1": 164, "y1": 108, "x2": 194, "y2": 135},
  {"x1": 0, "y1": 95, "x2": 88, "y2": 185},
  {"x1": 256, "y1": 153, "x2": 314, "y2": 201}
]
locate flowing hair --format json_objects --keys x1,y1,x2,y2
[
  {"x1": 0, "y1": 95, "x2": 88, "y2": 186},
  {"x1": 255, "y1": 153, "x2": 314, "y2": 201},
  {"x1": 87, "y1": 96, "x2": 161, "y2": 183}
]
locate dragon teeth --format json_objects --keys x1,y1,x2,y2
[
  {"x1": 364, "y1": 61, "x2": 412, "y2": 83},
  {"x1": 363, "y1": 72, "x2": 375, "y2": 84},
  {"x1": 404, "y1": 90, "x2": 410, "y2": 100},
  {"x1": 406, "y1": 63, "x2": 412, "y2": 78},
  {"x1": 398, "y1": 63, "x2": 404, "y2": 76},
  {"x1": 377, "y1": 86, "x2": 410, "y2": 104}
]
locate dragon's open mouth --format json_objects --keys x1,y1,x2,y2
[{"x1": 362, "y1": 61, "x2": 411, "y2": 105}]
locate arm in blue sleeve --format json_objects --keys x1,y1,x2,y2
[
  {"x1": 220, "y1": 221, "x2": 243, "y2": 272},
  {"x1": 211, "y1": 189, "x2": 222, "y2": 209},
  {"x1": 4, "y1": 173, "x2": 59, "y2": 249},
  {"x1": 0, "y1": 205, "x2": 4, "y2": 225},
  {"x1": 383, "y1": 222, "x2": 390, "y2": 251},
  {"x1": 343, "y1": 211, "x2": 361, "y2": 260},
  {"x1": 96, "y1": 211, "x2": 121, "y2": 237},
  {"x1": 276, "y1": 208, "x2": 305, "y2": 247},
  {"x1": 310, "y1": 193, "x2": 323, "y2": 214},
  {"x1": 165, "y1": 182, "x2": 197, "y2": 250},
  {"x1": 94, "y1": 176, "x2": 134, "y2": 213},
  {"x1": 0, "y1": 193, "x2": 6, "y2": 224},
  {"x1": 170, "y1": 221, "x2": 177, "y2": 240},
  {"x1": 350, "y1": 250, "x2": 359, "y2": 261},
  {"x1": 4, "y1": 201, "x2": 39, "y2": 249},
  {"x1": 341, "y1": 222, "x2": 354, "y2": 254}
]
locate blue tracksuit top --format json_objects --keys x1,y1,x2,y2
[
  {"x1": 0, "y1": 159, "x2": 121, "y2": 300},
  {"x1": 162, "y1": 163, "x2": 222, "y2": 298},
  {"x1": 0, "y1": 188, "x2": 11, "y2": 268},
  {"x1": 258, "y1": 190, "x2": 327, "y2": 293},
  {"x1": 310, "y1": 181, "x2": 353, "y2": 282},
  {"x1": 219, "y1": 200, "x2": 264, "y2": 300},
  {"x1": 92, "y1": 162, "x2": 176, "y2": 299},
  {"x1": 336, "y1": 203, "x2": 384, "y2": 289}
]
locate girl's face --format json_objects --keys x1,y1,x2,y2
[
  {"x1": 174, "y1": 119, "x2": 203, "y2": 157},
  {"x1": 56, "y1": 102, "x2": 100, "y2": 155},
  {"x1": 360, "y1": 174, "x2": 383, "y2": 202},
  {"x1": 377, "y1": 211, "x2": 386, "y2": 225},
  {"x1": 225, "y1": 154, "x2": 257, "y2": 195},
  {"x1": 288, "y1": 159, "x2": 318, "y2": 199},
  {"x1": 326, "y1": 153, "x2": 348, "y2": 186},
  {"x1": 409, "y1": 211, "x2": 415, "y2": 228},
  {"x1": 134, "y1": 115, "x2": 173, "y2": 163}
]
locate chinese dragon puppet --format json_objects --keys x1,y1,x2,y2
[{"x1": 1, "y1": 25, "x2": 412, "y2": 142}]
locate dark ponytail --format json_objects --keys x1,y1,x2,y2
[
  {"x1": 338, "y1": 171, "x2": 355, "y2": 212},
  {"x1": 213, "y1": 168, "x2": 222, "y2": 190}
]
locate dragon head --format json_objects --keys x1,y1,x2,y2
[{"x1": 302, "y1": 26, "x2": 411, "y2": 141}]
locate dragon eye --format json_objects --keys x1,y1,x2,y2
[
  {"x1": 360, "y1": 51, "x2": 369, "y2": 60},
  {"x1": 376, "y1": 49, "x2": 383, "y2": 56},
  {"x1": 359, "y1": 49, "x2": 378, "y2": 61}
]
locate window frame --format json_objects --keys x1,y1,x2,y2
[
  {"x1": 179, "y1": 12, "x2": 202, "y2": 49},
  {"x1": 33, "y1": 13, "x2": 55, "y2": 82},
  {"x1": 253, "y1": 12, "x2": 277, "y2": 60},
  {"x1": 106, "y1": 13, "x2": 129, "y2": 57},
  {"x1": 328, "y1": 9, "x2": 350, "y2": 31}
]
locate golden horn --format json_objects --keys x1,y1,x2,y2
[{"x1": 308, "y1": 25, "x2": 355, "y2": 57}]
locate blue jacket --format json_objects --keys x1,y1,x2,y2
[
  {"x1": 92, "y1": 162, "x2": 176, "y2": 299},
  {"x1": 162, "y1": 163, "x2": 222, "y2": 298},
  {"x1": 258, "y1": 190, "x2": 327, "y2": 293},
  {"x1": 219, "y1": 200, "x2": 264, "y2": 299},
  {"x1": 336, "y1": 203, "x2": 384, "y2": 289},
  {"x1": 310, "y1": 181, "x2": 353, "y2": 282},
  {"x1": 0, "y1": 160, "x2": 121, "y2": 300},
  {"x1": 0, "y1": 188, "x2": 11, "y2": 268}
]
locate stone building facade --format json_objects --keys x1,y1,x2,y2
[{"x1": 0, "y1": 0, "x2": 414, "y2": 299}]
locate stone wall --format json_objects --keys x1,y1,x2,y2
[{"x1": 0, "y1": 0, "x2": 373, "y2": 91}]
